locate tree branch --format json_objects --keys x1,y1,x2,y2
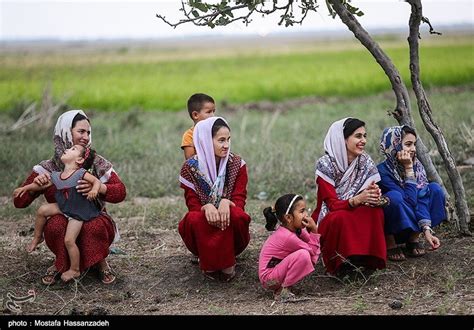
[
  {"x1": 156, "y1": 1, "x2": 318, "y2": 29},
  {"x1": 328, "y1": 0, "x2": 444, "y2": 195},
  {"x1": 407, "y1": 0, "x2": 470, "y2": 235},
  {"x1": 421, "y1": 16, "x2": 442, "y2": 35},
  {"x1": 156, "y1": 2, "x2": 251, "y2": 28}
]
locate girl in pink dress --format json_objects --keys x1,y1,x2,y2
[{"x1": 259, "y1": 194, "x2": 321, "y2": 302}]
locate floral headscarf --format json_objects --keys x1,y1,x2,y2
[
  {"x1": 379, "y1": 125, "x2": 428, "y2": 189},
  {"x1": 33, "y1": 110, "x2": 113, "y2": 183},
  {"x1": 179, "y1": 117, "x2": 245, "y2": 207},
  {"x1": 315, "y1": 118, "x2": 381, "y2": 223}
]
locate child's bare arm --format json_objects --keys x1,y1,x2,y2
[
  {"x1": 13, "y1": 181, "x2": 52, "y2": 198},
  {"x1": 183, "y1": 146, "x2": 196, "y2": 160},
  {"x1": 83, "y1": 172, "x2": 101, "y2": 200}
]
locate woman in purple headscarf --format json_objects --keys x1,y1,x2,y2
[
  {"x1": 378, "y1": 125, "x2": 445, "y2": 261},
  {"x1": 178, "y1": 117, "x2": 251, "y2": 282}
]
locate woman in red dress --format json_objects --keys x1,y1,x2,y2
[
  {"x1": 13, "y1": 110, "x2": 126, "y2": 285},
  {"x1": 179, "y1": 117, "x2": 251, "y2": 282},
  {"x1": 311, "y1": 118, "x2": 387, "y2": 276}
]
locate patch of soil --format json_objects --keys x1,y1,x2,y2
[{"x1": 0, "y1": 198, "x2": 472, "y2": 315}]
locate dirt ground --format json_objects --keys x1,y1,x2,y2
[{"x1": 0, "y1": 195, "x2": 472, "y2": 316}]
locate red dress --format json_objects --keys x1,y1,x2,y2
[
  {"x1": 178, "y1": 165, "x2": 251, "y2": 272},
  {"x1": 14, "y1": 171, "x2": 126, "y2": 272},
  {"x1": 311, "y1": 177, "x2": 386, "y2": 275}
]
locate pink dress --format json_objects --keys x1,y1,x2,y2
[{"x1": 258, "y1": 226, "x2": 321, "y2": 290}]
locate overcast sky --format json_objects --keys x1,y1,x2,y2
[{"x1": 1, "y1": 0, "x2": 472, "y2": 41}]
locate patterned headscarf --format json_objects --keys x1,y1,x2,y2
[
  {"x1": 33, "y1": 110, "x2": 113, "y2": 183},
  {"x1": 315, "y1": 118, "x2": 381, "y2": 223},
  {"x1": 379, "y1": 125, "x2": 428, "y2": 189},
  {"x1": 179, "y1": 117, "x2": 245, "y2": 207}
]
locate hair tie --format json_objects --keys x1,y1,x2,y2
[{"x1": 285, "y1": 195, "x2": 301, "y2": 215}]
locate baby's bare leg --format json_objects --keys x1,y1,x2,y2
[
  {"x1": 27, "y1": 203, "x2": 61, "y2": 253},
  {"x1": 61, "y1": 219, "x2": 83, "y2": 282}
]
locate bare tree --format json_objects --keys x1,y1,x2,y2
[
  {"x1": 157, "y1": 0, "x2": 470, "y2": 234},
  {"x1": 406, "y1": 0, "x2": 470, "y2": 234}
]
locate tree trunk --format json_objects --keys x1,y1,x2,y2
[
  {"x1": 407, "y1": 0, "x2": 471, "y2": 235},
  {"x1": 328, "y1": 0, "x2": 446, "y2": 193}
]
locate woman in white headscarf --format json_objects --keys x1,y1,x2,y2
[
  {"x1": 14, "y1": 110, "x2": 126, "y2": 285},
  {"x1": 179, "y1": 117, "x2": 251, "y2": 282},
  {"x1": 311, "y1": 118, "x2": 387, "y2": 276}
]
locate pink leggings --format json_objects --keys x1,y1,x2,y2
[{"x1": 263, "y1": 249, "x2": 314, "y2": 289}]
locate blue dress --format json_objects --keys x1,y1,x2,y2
[
  {"x1": 377, "y1": 161, "x2": 446, "y2": 243},
  {"x1": 51, "y1": 168, "x2": 100, "y2": 221}
]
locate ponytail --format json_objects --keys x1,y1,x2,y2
[
  {"x1": 263, "y1": 207, "x2": 278, "y2": 231},
  {"x1": 263, "y1": 193, "x2": 303, "y2": 231}
]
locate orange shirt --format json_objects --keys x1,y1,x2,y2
[{"x1": 181, "y1": 127, "x2": 194, "y2": 149}]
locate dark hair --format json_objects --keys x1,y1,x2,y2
[
  {"x1": 80, "y1": 147, "x2": 96, "y2": 171},
  {"x1": 211, "y1": 118, "x2": 230, "y2": 137},
  {"x1": 263, "y1": 194, "x2": 303, "y2": 231},
  {"x1": 343, "y1": 118, "x2": 365, "y2": 139},
  {"x1": 401, "y1": 125, "x2": 417, "y2": 138},
  {"x1": 72, "y1": 113, "x2": 90, "y2": 128},
  {"x1": 187, "y1": 93, "x2": 215, "y2": 119}
]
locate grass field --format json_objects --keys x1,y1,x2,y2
[
  {"x1": 0, "y1": 36, "x2": 472, "y2": 316},
  {"x1": 0, "y1": 36, "x2": 473, "y2": 112},
  {"x1": 1, "y1": 86, "x2": 472, "y2": 218}
]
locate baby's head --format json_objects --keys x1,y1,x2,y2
[
  {"x1": 263, "y1": 194, "x2": 307, "y2": 232},
  {"x1": 187, "y1": 93, "x2": 216, "y2": 124},
  {"x1": 61, "y1": 144, "x2": 96, "y2": 170}
]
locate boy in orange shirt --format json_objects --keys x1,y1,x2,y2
[{"x1": 181, "y1": 93, "x2": 216, "y2": 159}]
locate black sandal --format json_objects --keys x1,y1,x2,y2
[
  {"x1": 41, "y1": 267, "x2": 59, "y2": 285},
  {"x1": 405, "y1": 241, "x2": 426, "y2": 257},
  {"x1": 387, "y1": 246, "x2": 406, "y2": 261}
]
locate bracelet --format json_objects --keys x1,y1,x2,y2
[
  {"x1": 422, "y1": 225, "x2": 435, "y2": 235},
  {"x1": 349, "y1": 197, "x2": 356, "y2": 208}
]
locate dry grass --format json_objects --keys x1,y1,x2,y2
[{"x1": 0, "y1": 197, "x2": 472, "y2": 315}]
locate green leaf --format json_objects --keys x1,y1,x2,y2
[
  {"x1": 194, "y1": 2, "x2": 209, "y2": 12},
  {"x1": 192, "y1": 10, "x2": 199, "y2": 18}
]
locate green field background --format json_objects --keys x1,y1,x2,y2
[{"x1": 1, "y1": 38, "x2": 473, "y2": 112}]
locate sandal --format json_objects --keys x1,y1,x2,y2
[
  {"x1": 41, "y1": 267, "x2": 59, "y2": 285},
  {"x1": 387, "y1": 246, "x2": 406, "y2": 262},
  {"x1": 99, "y1": 268, "x2": 116, "y2": 285},
  {"x1": 405, "y1": 241, "x2": 426, "y2": 257},
  {"x1": 202, "y1": 270, "x2": 220, "y2": 281},
  {"x1": 220, "y1": 270, "x2": 236, "y2": 283}
]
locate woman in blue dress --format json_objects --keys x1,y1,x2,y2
[{"x1": 378, "y1": 125, "x2": 445, "y2": 261}]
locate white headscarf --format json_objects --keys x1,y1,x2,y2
[
  {"x1": 315, "y1": 118, "x2": 380, "y2": 222},
  {"x1": 33, "y1": 110, "x2": 113, "y2": 183},
  {"x1": 179, "y1": 117, "x2": 233, "y2": 206}
]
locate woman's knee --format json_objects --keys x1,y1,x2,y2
[
  {"x1": 385, "y1": 191, "x2": 403, "y2": 206},
  {"x1": 43, "y1": 215, "x2": 67, "y2": 238},
  {"x1": 429, "y1": 182, "x2": 445, "y2": 199}
]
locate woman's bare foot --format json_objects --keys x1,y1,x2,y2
[
  {"x1": 61, "y1": 269, "x2": 81, "y2": 282},
  {"x1": 26, "y1": 236, "x2": 44, "y2": 253}
]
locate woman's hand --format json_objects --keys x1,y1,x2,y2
[
  {"x1": 217, "y1": 199, "x2": 235, "y2": 231},
  {"x1": 424, "y1": 231, "x2": 441, "y2": 250},
  {"x1": 33, "y1": 173, "x2": 51, "y2": 186},
  {"x1": 13, "y1": 187, "x2": 28, "y2": 198},
  {"x1": 302, "y1": 215, "x2": 318, "y2": 234},
  {"x1": 397, "y1": 150, "x2": 413, "y2": 168},
  {"x1": 202, "y1": 203, "x2": 220, "y2": 228},
  {"x1": 76, "y1": 179, "x2": 93, "y2": 195},
  {"x1": 355, "y1": 182, "x2": 381, "y2": 206}
]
